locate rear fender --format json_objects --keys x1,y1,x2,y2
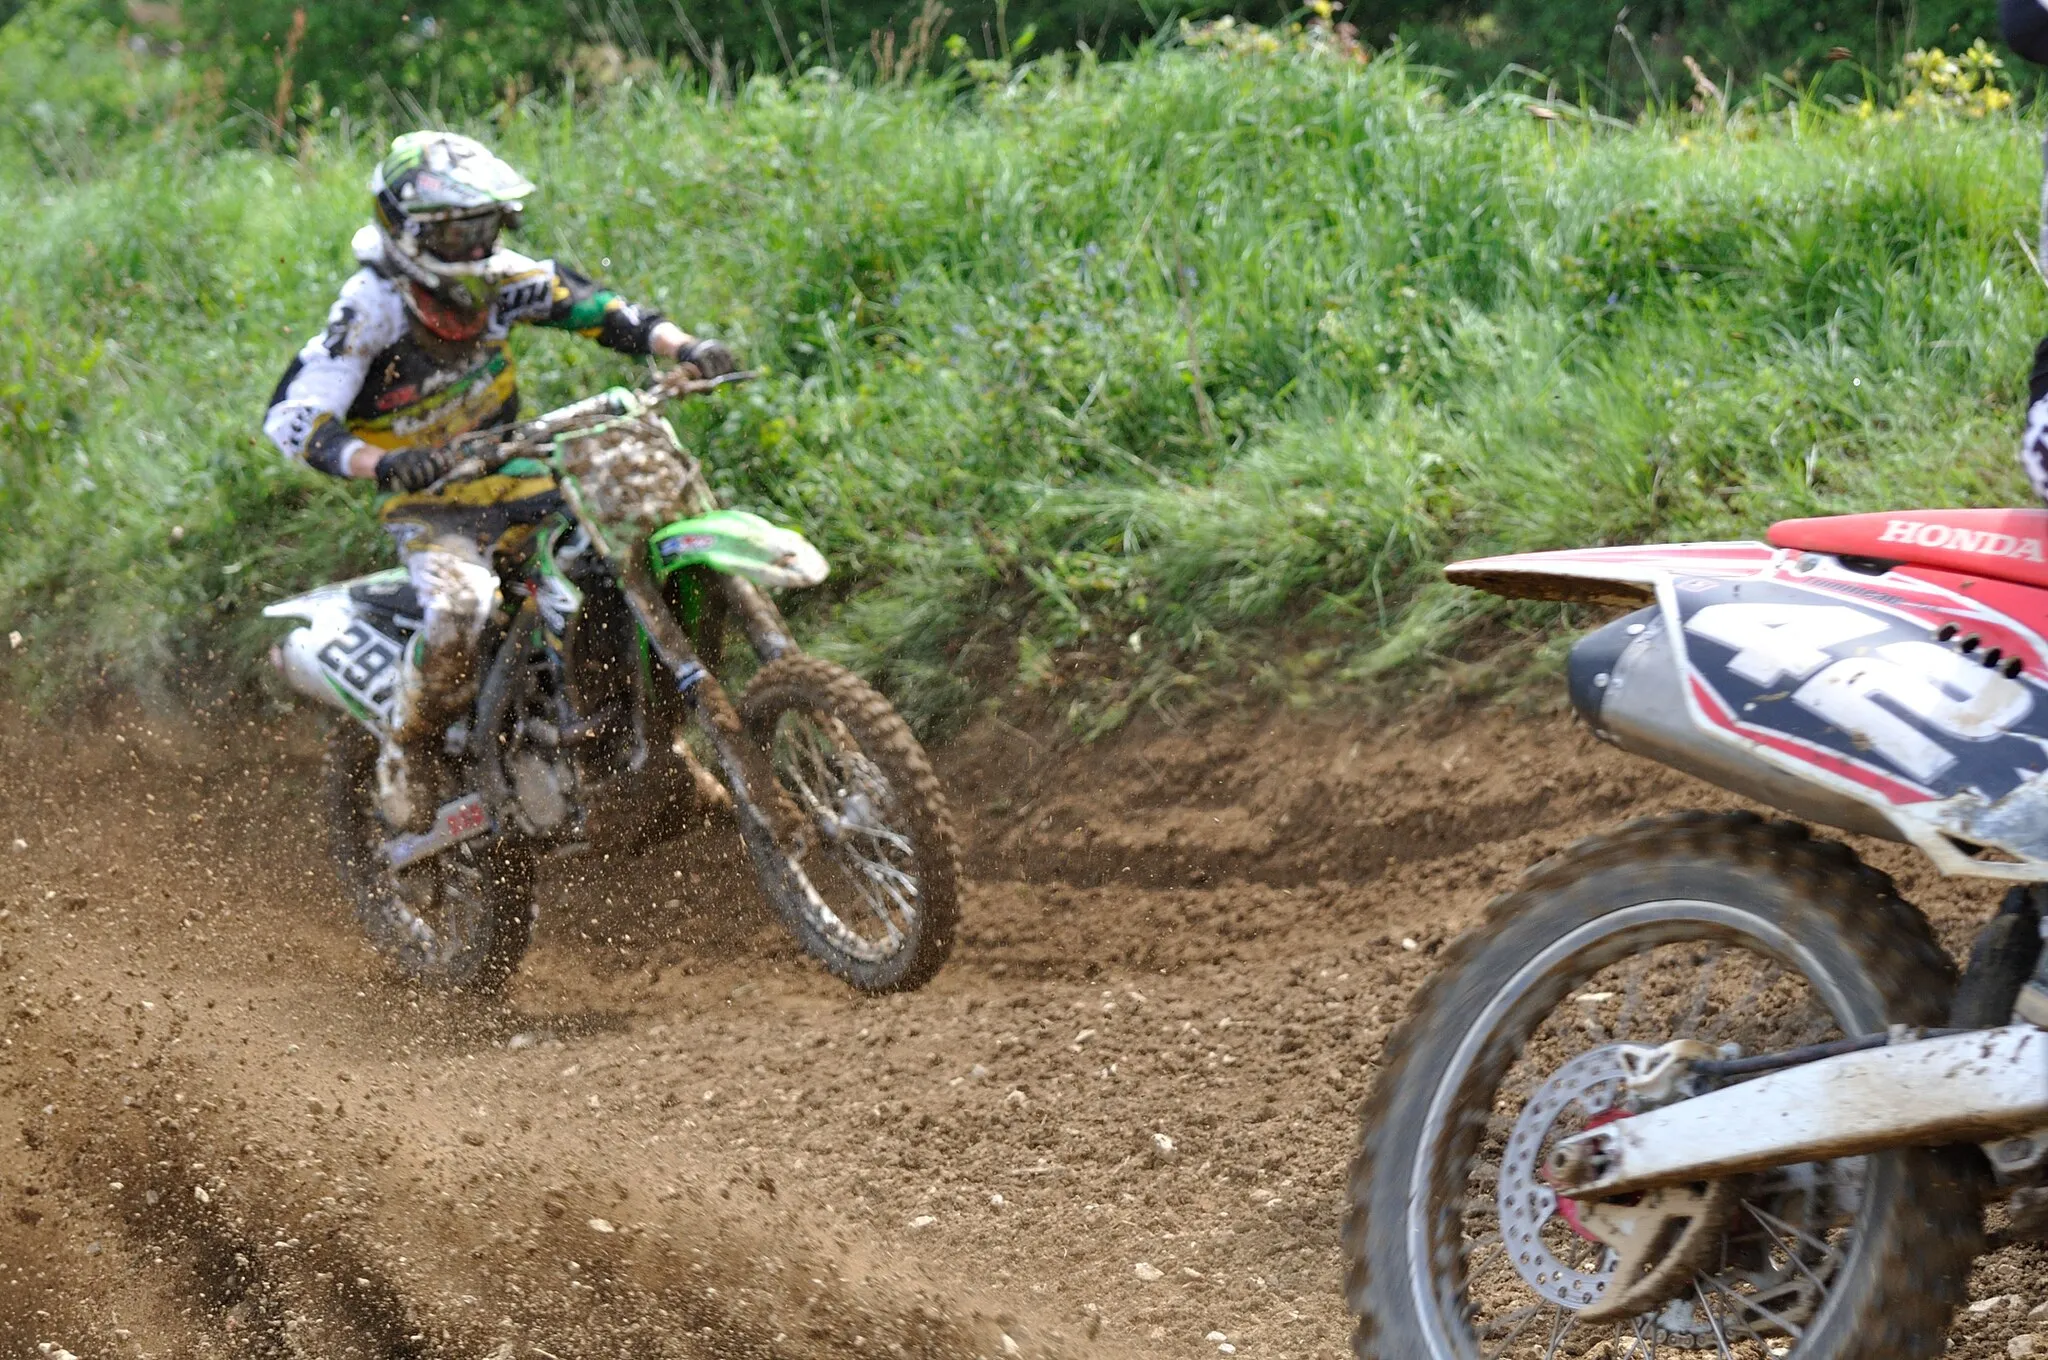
[
  {"x1": 1442, "y1": 541, "x2": 1780, "y2": 604},
  {"x1": 1448, "y1": 544, "x2": 2048, "y2": 879},
  {"x1": 647, "y1": 509, "x2": 827, "y2": 591},
  {"x1": 261, "y1": 569, "x2": 413, "y2": 733}
]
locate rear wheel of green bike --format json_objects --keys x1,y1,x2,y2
[{"x1": 325, "y1": 726, "x2": 536, "y2": 993}]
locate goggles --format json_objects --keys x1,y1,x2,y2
[{"x1": 416, "y1": 210, "x2": 507, "y2": 263}]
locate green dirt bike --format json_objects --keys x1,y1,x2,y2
[{"x1": 263, "y1": 369, "x2": 960, "y2": 994}]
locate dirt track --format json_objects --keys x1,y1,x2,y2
[{"x1": 2, "y1": 699, "x2": 2043, "y2": 1359}]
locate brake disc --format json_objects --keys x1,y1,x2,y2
[{"x1": 1497, "y1": 1045, "x2": 1736, "y2": 1327}]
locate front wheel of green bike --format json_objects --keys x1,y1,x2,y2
[{"x1": 738, "y1": 655, "x2": 960, "y2": 992}]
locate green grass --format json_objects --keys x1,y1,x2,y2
[{"x1": 4, "y1": 43, "x2": 2047, "y2": 731}]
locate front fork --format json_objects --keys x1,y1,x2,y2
[
  {"x1": 614, "y1": 554, "x2": 832, "y2": 925},
  {"x1": 552, "y1": 474, "x2": 781, "y2": 800},
  {"x1": 554, "y1": 474, "x2": 819, "y2": 906},
  {"x1": 615, "y1": 555, "x2": 788, "y2": 828},
  {"x1": 722, "y1": 573, "x2": 797, "y2": 662}
]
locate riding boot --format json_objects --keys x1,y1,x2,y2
[{"x1": 381, "y1": 638, "x2": 476, "y2": 834}]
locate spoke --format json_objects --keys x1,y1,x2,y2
[
  {"x1": 795, "y1": 766, "x2": 837, "y2": 820},
  {"x1": 853, "y1": 853, "x2": 921, "y2": 897},
  {"x1": 841, "y1": 817, "x2": 915, "y2": 856},
  {"x1": 794, "y1": 712, "x2": 839, "y2": 766},
  {"x1": 1744, "y1": 1198, "x2": 1842, "y2": 1263},
  {"x1": 1541, "y1": 1307, "x2": 1578, "y2": 1360},
  {"x1": 778, "y1": 713, "x2": 921, "y2": 938},
  {"x1": 841, "y1": 861, "x2": 901, "y2": 929},
  {"x1": 1694, "y1": 1281, "x2": 1736, "y2": 1359},
  {"x1": 1480, "y1": 1304, "x2": 1545, "y2": 1360},
  {"x1": 808, "y1": 729, "x2": 876, "y2": 811},
  {"x1": 776, "y1": 752, "x2": 830, "y2": 814},
  {"x1": 848, "y1": 871, "x2": 911, "y2": 944},
  {"x1": 805, "y1": 745, "x2": 844, "y2": 805},
  {"x1": 1743, "y1": 1201, "x2": 1841, "y2": 1286},
  {"x1": 849, "y1": 852, "x2": 920, "y2": 922},
  {"x1": 1465, "y1": 1229, "x2": 1504, "y2": 1255},
  {"x1": 1465, "y1": 1233, "x2": 1508, "y2": 1286},
  {"x1": 784, "y1": 720, "x2": 838, "y2": 794},
  {"x1": 1699, "y1": 1269, "x2": 1805, "y2": 1341},
  {"x1": 1675, "y1": 945, "x2": 1728, "y2": 1038},
  {"x1": 1716, "y1": 1277, "x2": 1777, "y2": 1347}
]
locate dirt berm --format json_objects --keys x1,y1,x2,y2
[{"x1": 0, "y1": 700, "x2": 2041, "y2": 1358}]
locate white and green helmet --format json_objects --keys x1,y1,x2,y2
[{"x1": 369, "y1": 131, "x2": 535, "y2": 312}]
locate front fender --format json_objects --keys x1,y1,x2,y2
[{"x1": 647, "y1": 509, "x2": 827, "y2": 591}]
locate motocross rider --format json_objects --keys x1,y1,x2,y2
[
  {"x1": 2005, "y1": 0, "x2": 2048, "y2": 496},
  {"x1": 264, "y1": 130, "x2": 734, "y2": 830}
]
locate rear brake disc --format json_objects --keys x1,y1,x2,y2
[{"x1": 1498, "y1": 1045, "x2": 1735, "y2": 1327}]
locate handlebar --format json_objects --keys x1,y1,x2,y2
[{"x1": 433, "y1": 367, "x2": 758, "y2": 486}]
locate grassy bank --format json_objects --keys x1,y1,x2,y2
[{"x1": 4, "y1": 42, "x2": 2046, "y2": 731}]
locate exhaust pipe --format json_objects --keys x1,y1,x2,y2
[{"x1": 1568, "y1": 607, "x2": 1906, "y2": 844}]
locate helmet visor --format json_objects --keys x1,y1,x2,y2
[{"x1": 417, "y1": 211, "x2": 503, "y2": 263}]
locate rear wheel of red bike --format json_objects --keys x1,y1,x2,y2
[{"x1": 1345, "y1": 812, "x2": 1980, "y2": 1360}]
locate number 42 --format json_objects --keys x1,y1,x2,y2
[{"x1": 1684, "y1": 602, "x2": 2032, "y2": 784}]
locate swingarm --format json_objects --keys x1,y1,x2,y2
[{"x1": 1547, "y1": 1024, "x2": 2048, "y2": 1197}]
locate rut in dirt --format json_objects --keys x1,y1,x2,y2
[{"x1": 0, "y1": 703, "x2": 2043, "y2": 1359}]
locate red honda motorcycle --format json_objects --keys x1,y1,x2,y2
[{"x1": 1347, "y1": 509, "x2": 2048, "y2": 1359}]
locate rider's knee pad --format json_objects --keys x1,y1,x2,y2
[{"x1": 412, "y1": 553, "x2": 501, "y2": 652}]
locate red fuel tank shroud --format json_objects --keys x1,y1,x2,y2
[{"x1": 1769, "y1": 509, "x2": 2048, "y2": 593}]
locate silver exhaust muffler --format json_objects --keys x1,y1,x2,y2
[{"x1": 1569, "y1": 607, "x2": 1907, "y2": 844}]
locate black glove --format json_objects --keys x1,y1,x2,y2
[
  {"x1": 374, "y1": 443, "x2": 461, "y2": 492},
  {"x1": 677, "y1": 337, "x2": 736, "y2": 379}
]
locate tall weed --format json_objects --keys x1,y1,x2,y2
[{"x1": 2, "y1": 47, "x2": 2044, "y2": 728}]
